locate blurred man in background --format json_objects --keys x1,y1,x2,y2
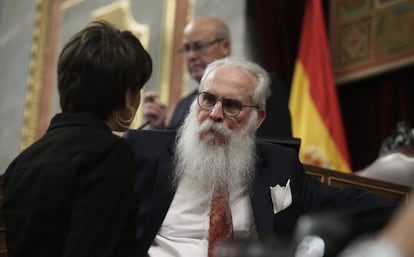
[{"x1": 143, "y1": 16, "x2": 292, "y2": 139}]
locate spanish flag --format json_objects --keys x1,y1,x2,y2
[{"x1": 289, "y1": 0, "x2": 351, "y2": 173}]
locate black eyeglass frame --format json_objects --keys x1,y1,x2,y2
[
  {"x1": 197, "y1": 91, "x2": 259, "y2": 117},
  {"x1": 178, "y1": 38, "x2": 224, "y2": 53}
]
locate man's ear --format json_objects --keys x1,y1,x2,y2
[
  {"x1": 221, "y1": 39, "x2": 231, "y2": 57},
  {"x1": 255, "y1": 109, "x2": 266, "y2": 129}
]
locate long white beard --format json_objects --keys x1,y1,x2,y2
[{"x1": 173, "y1": 102, "x2": 258, "y2": 193}]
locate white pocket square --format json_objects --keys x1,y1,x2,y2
[{"x1": 270, "y1": 179, "x2": 292, "y2": 214}]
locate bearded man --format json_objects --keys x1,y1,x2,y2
[{"x1": 124, "y1": 58, "x2": 399, "y2": 257}]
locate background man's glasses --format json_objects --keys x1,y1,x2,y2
[
  {"x1": 179, "y1": 38, "x2": 224, "y2": 54},
  {"x1": 197, "y1": 92, "x2": 258, "y2": 117}
]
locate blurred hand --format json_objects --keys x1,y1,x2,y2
[{"x1": 143, "y1": 91, "x2": 166, "y2": 129}]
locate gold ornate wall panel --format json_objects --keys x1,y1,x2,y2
[
  {"x1": 331, "y1": 0, "x2": 414, "y2": 84},
  {"x1": 90, "y1": 0, "x2": 150, "y2": 47},
  {"x1": 159, "y1": 0, "x2": 176, "y2": 106},
  {"x1": 21, "y1": 0, "x2": 50, "y2": 150}
]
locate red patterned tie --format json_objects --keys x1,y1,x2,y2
[{"x1": 208, "y1": 187, "x2": 234, "y2": 257}]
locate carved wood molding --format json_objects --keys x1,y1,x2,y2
[{"x1": 21, "y1": 0, "x2": 50, "y2": 150}]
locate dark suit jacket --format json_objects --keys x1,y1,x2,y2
[
  {"x1": 123, "y1": 130, "x2": 399, "y2": 256},
  {"x1": 169, "y1": 90, "x2": 198, "y2": 129},
  {"x1": 2, "y1": 113, "x2": 139, "y2": 257},
  {"x1": 168, "y1": 74, "x2": 292, "y2": 139}
]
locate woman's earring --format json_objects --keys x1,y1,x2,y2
[{"x1": 115, "y1": 105, "x2": 135, "y2": 129}]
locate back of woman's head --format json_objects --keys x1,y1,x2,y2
[{"x1": 57, "y1": 21, "x2": 152, "y2": 119}]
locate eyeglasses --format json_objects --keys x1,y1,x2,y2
[
  {"x1": 179, "y1": 38, "x2": 224, "y2": 54},
  {"x1": 197, "y1": 92, "x2": 258, "y2": 117}
]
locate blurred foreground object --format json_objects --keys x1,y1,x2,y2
[{"x1": 216, "y1": 211, "x2": 353, "y2": 257}]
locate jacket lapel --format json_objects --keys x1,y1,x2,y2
[
  {"x1": 138, "y1": 135, "x2": 176, "y2": 254},
  {"x1": 250, "y1": 160, "x2": 275, "y2": 239}
]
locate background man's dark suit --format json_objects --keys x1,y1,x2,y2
[{"x1": 124, "y1": 130, "x2": 398, "y2": 256}]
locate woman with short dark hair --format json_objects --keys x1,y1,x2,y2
[{"x1": 2, "y1": 21, "x2": 152, "y2": 257}]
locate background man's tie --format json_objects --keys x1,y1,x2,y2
[{"x1": 208, "y1": 187, "x2": 234, "y2": 257}]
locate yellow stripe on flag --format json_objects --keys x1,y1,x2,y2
[{"x1": 290, "y1": 62, "x2": 351, "y2": 172}]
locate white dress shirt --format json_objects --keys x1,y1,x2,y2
[{"x1": 148, "y1": 177, "x2": 256, "y2": 257}]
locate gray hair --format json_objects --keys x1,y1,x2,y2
[{"x1": 199, "y1": 58, "x2": 271, "y2": 109}]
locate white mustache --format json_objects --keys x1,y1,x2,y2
[{"x1": 198, "y1": 120, "x2": 232, "y2": 139}]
